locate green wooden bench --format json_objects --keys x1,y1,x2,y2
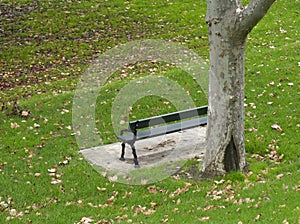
[{"x1": 117, "y1": 105, "x2": 208, "y2": 168}]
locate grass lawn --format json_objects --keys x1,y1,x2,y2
[{"x1": 0, "y1": 0, "x2": 299, "y2": 223}]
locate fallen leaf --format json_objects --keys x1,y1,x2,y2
[
  {"x1": 293, "y1": 185, "x2": 300, "y2": 191},
  {"x1": 97, "y1": 187, "x2": 106, "y2": 191},
  {"x1": 282, "y1": 219, "x2": 289, "y2": 224},
  {"x1": 50, "y1": 179, "x2": 62, "y2": 185},
  {"x1": 203, "y1": 205, "x2": 226, "y2": 211},
  {"x1": 271, "y1": 124, "x2": 283, "y2": 132},
  {"x1": 105, "y1": 196, "x2": 115, "y2": 206},
  {"x1": 78, "y1": 217, "x2": 94, "y2": 223},
  {"x1": 147, "y1": 185, "x2": 158, "y2": 194},
  {"x1": 142, "y1": 208, "x2": 156, "y2": 215},
  {"x1": 214, "y1": 179, "x2": 225, "y2": 185},
  {"x1": 255, "y1": 214, "x2": 261, "y2": 221},
  {"x1": 276, "y1": 174, "x2": 284, "y2": 180},
  {"x1": 10, "y1": 122, "x2": 20, "y2": 129},
  {"x1": 122, "y1": 191, "x2": 132, "y2": 198},
  {"x1": 280, "y1": 27, "x2": 287, "y2": 33},
  {"x1": 199, "y1": 216, "x2": 210, "y2": 222},
  {"x1": 21, "y1": 111, "x2": 30, "y2": 117},
  {"x1": 169, "y1": 182, "x2": 191, "y2": 198},
  {"x1": 150, "y1": 202, "x2": 157, "y2": 207},
  {"x1": 48, "y1": 168, "x2": 56, "y2": 173},
  {"x1": 61, "y1": 109, "x2": 69, "y2": 114},
  {"x1": 9, "y1": 209, "x2": 17, "y2": 216},
  {"x1": 132, "y1": 205, "x2": 156, "y2": 216},
  {"x1": 108, "y1": 175, "x2": 118, "y2": 182},
  {"x1": 34, "y1": 123, "x2": 40, "y2": 128}
]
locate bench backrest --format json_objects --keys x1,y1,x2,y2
[{"x1": 129, "y1": 105, "x2": 208, "y2": 132}]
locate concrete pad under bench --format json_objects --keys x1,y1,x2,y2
[{"x1": 79, "y1": 126, "x2": 207, "y2": 175}]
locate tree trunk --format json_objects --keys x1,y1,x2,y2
[{"x1": 202, "y1": 0, "x2": 275, "y2": 177}]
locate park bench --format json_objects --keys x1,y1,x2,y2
[{"x1": 117, "y1": 105, "x2": 208, "y2": 168}]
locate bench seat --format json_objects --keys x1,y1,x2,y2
[
  {"x1": 117, "y1": 105, "x2": 208, "y2": 168},
  {"x1": 118, "y1": 116, "x2": 207, "y2": 142}
]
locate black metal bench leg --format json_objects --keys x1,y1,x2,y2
[
  {"x1": 130, "y1": 144, "x2": 140, "y2": 168},
  {"x1": 119, "y1": 142, "x2": 126, "y2": 161}
]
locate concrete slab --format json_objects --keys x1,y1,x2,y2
[{"x1": 79, "y1": 126, "x2": 206, "y2": 184}]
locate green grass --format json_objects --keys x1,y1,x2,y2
[{"x1": 1, "y1": 0, "x2": 300, "y2": 223}]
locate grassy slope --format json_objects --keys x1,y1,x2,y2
[{"x1": 0, "y1": 0, "x2": 299, "y2": 223}]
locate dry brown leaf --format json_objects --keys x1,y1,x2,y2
[
  {"x1": 47, "y1": 168, "x2": 56, "y2": 173},
  {"x1": 132, "y1": 205, "x2": 156, "y2": 216},
  {"x1": 255, "y1": 214, "x2": 261, "y2": 221},
  {"x1": 33, "y1": 123, "x2": 40, "y2": 128},
  {"x1": 50, "y1": 179, "x2": 62, "y2": 185},
  {"x1": 173, "y1": 208, "x2": 179, "y2": 212},
  {"x1": 203, "y1": 205, "x2": 226, "y2": 211},
  {"x1": 282, "y1": 219, "x2": 289, "y2": 224},
  {"x1": 271, "y1": 124, "x2": 283, "y2": 132},
  {"x1": 10, "y1": 122, "x2": 20, "y2": 129},
  {"x1": 147, "y1": 185, "x2": 158, "y2": 194},
  {"x1": 21, "y1": 111, "x2": 30, "y2": 117},
  {"x1": 150, "y1": 202, "x2": 157, "y2": 207},
  {"x1": 293, "y1": 185, "x2": 300, "y2": 191},
  {"x1": 122, "y1": 191, "x2": 132, "y2": 198},
  {"x1": 214, "y1": 179, "x2": 225, "y2": 185},
  {"x1": 97, "y1": 187, "x2": 106, "y2": 191},
  {"x1": 169, "y1": 182, "x2": 191, "y2": 198},
  {"x1": 199, "y1": 216, "x2": 210, "y2": 222},
  {"x1": 78, "y1": 217, "x2": 94, "y2": 223},
  {"x1": 276, "y1": 174, "x2": 284, "y2": 180},
  {"x1": 108, "y1": 175, "x2": 118, "y2": 182}
]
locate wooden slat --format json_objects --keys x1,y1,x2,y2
[
  {"x1": 129, "y1": 105, "x2": 208, "y2": 130},
  {"x1": 118, "y1": 116, "x2": 207, "y2": 142}
]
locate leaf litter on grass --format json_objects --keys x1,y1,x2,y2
[{"x1": 0, "y1": 0, "x2": 299, "y2": 223}]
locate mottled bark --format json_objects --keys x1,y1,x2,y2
[{"x1": 201, "y1": 0, "x2": 275, "y2": 177}]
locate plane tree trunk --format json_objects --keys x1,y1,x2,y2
[{"x1": 201, "y1": 0, "x2": 275, "y2": 177}]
